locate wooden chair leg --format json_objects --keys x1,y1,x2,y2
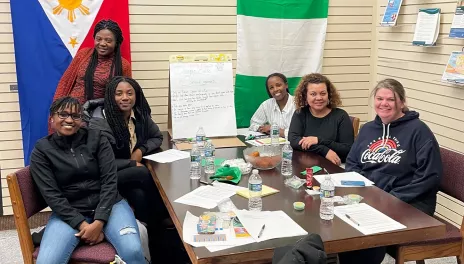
[
  {"x1": 395, "y1": 247, "x2": 405, "y2": 264},
  {"x1": 416, "y1": 261, "x2": 425, "y2": 264}
]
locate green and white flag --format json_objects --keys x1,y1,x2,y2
[{"x1": 235, "y1": 0, "x2": 329, "y2": 127}]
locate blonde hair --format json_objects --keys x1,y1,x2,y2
[
  {"x1": 372, "y1": 79, "x2": 409, "y2": 112},
  {"x1": 294, "y1": 73, "x2": 342, "y2": 112}
]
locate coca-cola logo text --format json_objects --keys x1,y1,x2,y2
[{"x1": 361, "y1": 148, "x2": 405, "y2": 164}]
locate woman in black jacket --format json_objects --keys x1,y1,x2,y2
[
  {"x1": 30, "y1": 97, "x2": 146, "y2": 263},
  {"x1": 88, "y1": 76, "x2": 166, "y2": 226}
]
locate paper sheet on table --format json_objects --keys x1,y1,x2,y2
[
  {"x1": 143, "y1": 149, "x2": 190, "y2": 163},
  {"x1": 237, "y1": 128, "x2": 265, "y2": 137},
  {"x1": 183, "y1": 211, "x2": 252, "y2": 248},
  {"x1": 314, "y1": 172, "x2": 374, "y2": 187},
  {"x1": 174, "y1": 186, "x2": 236, "y2": 209},
  {"x1": 246, "y1": 137, "x2": 286, "y2": 146},
  {"x1": 233, "y1": 210, "x2": 307, "y2": 243},
  {"x1": 212, "y1": 181, "x2": 247, "y2": 192},
  {"x1": 206, "y1": 238, "x2": 255, "y2": 252},
  {"x1": 334, "y1": 203, "x2": 406, "y2": 235}
]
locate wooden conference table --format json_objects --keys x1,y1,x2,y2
[{"x1": 146, "y1": 132, "x2": 445, "y2": 264}]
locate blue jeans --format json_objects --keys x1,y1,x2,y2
[{"x1": 36, "y1": 199, "x2": 146, "y2": 264}]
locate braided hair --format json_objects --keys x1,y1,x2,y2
[
  {"x1": 84, "y1": 19, "x2": 124, "y2": 101},
  {"x1": 105, "y1": 76, "x2": 151, "y2": 151},
  {"x1": 49, "y1": 96, "x2": 82, "y2": 116}
]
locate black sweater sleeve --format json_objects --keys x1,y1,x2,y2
[
  {"x1": 390, "y1": 139, "x2": 442, "y2": 203},
  {"x1": 288, "y1": 111, "x2": 330, "y2": 156},
  {"x1": 30, "y1": 147, "x2": 86, "y2": 229},
  {"x1": 94, "y1": 135, "x2": 119, "y2": 222},
  {"x1": 138, "y1": 118, "x2": 163, "y2": 155},
  {"x1": 317, "y1": 112, "x2": 354, "y2": 161}
]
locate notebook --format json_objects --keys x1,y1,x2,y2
[{"x1": 236, "y1": 185, "x2": 279, "y2": 198}]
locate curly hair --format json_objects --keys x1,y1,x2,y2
[{"x1": 294, "y1": 73, "x2": 342, "y2": 112}]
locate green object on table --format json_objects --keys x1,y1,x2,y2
[
  {"x1": 209, "y1": 165, "x2": 241, "y2": 184},
  {"x1": 201, "y1": 158, "x2": 226, "y2": 167},
  {"x1": 301, "y1": 166, "x2": 322, "y2": 175}
]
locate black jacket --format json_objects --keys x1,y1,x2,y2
[
  {"x1": 272, "y1": 234, "x2": 327, "y2": 264},
  {"x1": 30, "y1": 128, "x2": 122, "y2": 229},
  {"x1": 85, "y1": 99, "x2": 163, "y2": 170}
]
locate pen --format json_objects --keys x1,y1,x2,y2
[
  {"x1": 257, "y1": 224, "x2": 266, "y2": 238},
  {"x1": 345, "y1": 214, "x2": 361, "y2": 226},
  {"x1": 199, "y1": 180, "x2": 213, "y2": 186},
  {"x1": 323, "y1": 168, "x2": 331, "y2": 176}
]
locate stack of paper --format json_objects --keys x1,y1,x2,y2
[
  {"x1": 183, "y1": 211, "x2": 254, "y2": 248},
  {"x1": 314, "y1": 172, "x2": 374, "y2": 187},
  {"x1": 334, "y1": 203, "x2": 406, "y2": 235},
  {"x1": 380, "y1": 0, "x2": 403, "y2": 26},
  {"x1": 449, "y1": 2, "x2": 464, "y2": 38},
  {"x1": 412, "y1": 8, "x2": 441, "y2": 46},
  {"x1": 236, "y1": 185, "x2": 279, "y2": 198},
  {"x1": 442, "y1": 52, "x2": 464, "y2": 84},
  {"x1": 174, "y1": 186, "x2": 236, "y2": 209},
  {"x1": 233, "y1": 210, "x2": 308, "y2": 242},
  {"x1": 143, "y1": 149, "x2": 190, "y2": 163},
  {"x1": 182, "y1": 210, "x2": 308, "y2": 252}
]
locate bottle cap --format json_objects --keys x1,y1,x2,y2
[
  {"x1": 293, "y1": 202, "x2": 305, "y2": 211},
  {"x1": 252, "y1": 169, "x2": 258, "y2": 174}
]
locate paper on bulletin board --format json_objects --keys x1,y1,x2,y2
[
  {"x1": 412, "y1": 8, "x2": 441, "y2": 46},
  {"x1": 169, "y1": 54, "x2": 237, "y2": 140},
  {"x1": 381, "y1": 0, "x2": 403, "y2": 26},
  {"x1": 442, "y1": 51, "x2": 464, "y2": 83},
  {"x1": 449, "y1": 1, "x2": 464, "y2": 38}
]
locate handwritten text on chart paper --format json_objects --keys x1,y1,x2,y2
[{"x1": 169, "y1": 59, "x2": 236, "y2": 139}]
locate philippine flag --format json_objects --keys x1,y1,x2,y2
[{"x1": 10, "y1": 0, "x2": 131, "y2": 165}]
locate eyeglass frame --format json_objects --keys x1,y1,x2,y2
[{"x1": 54, "y1": 111, "x2": 83, "y2": 121}]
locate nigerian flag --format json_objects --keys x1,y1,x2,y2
[{"x1": 235, "y1": 0, "x2": 329, "y2": 127}]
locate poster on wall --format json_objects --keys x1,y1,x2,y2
[
  {"x1": 449, "y1": 1, "x2": 464, "y2": 38},
  {"x1": 412, "y1": 8, "x2": 441, "y2": 46},
  {"x1": 442, "y1": 51, "x2": 464, "y2": 84},
  {"x1": 381, "y1": 0, "x2": 403, "y2": 26}
]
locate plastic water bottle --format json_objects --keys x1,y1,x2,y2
[
  {"x1": 189, "y1": 143, "x2": 201, "y2": 179},
  {"x1": 270, "y1": 122, "x2": 279, "y2": 146},
  {"x1": 281, "y1": 140, "x2": 293, "y2": 176},
  {"x1": 204, "y1": 139, "x2": 215, "y2": 174},
  {"x1": 248, "y1": 169, "x2": 262, "y2": 211},
  {"x1": 319, "y1": 175, "x2": 335, "y2": 220},
  {"x1": 196, "y1": 126, "x2": 206, "y2": 157}
]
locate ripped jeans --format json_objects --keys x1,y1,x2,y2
[{"x1": 36, "y1": 199, "x2": 146, "y2": 264}]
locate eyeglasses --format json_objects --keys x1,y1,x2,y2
[{"x1": 55, "y1": 112, "x2": 82, "y2": 121}]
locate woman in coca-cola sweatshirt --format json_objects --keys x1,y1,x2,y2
[{"x1": 340, "y1": 79, "x2": 443, "y2": 264}]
